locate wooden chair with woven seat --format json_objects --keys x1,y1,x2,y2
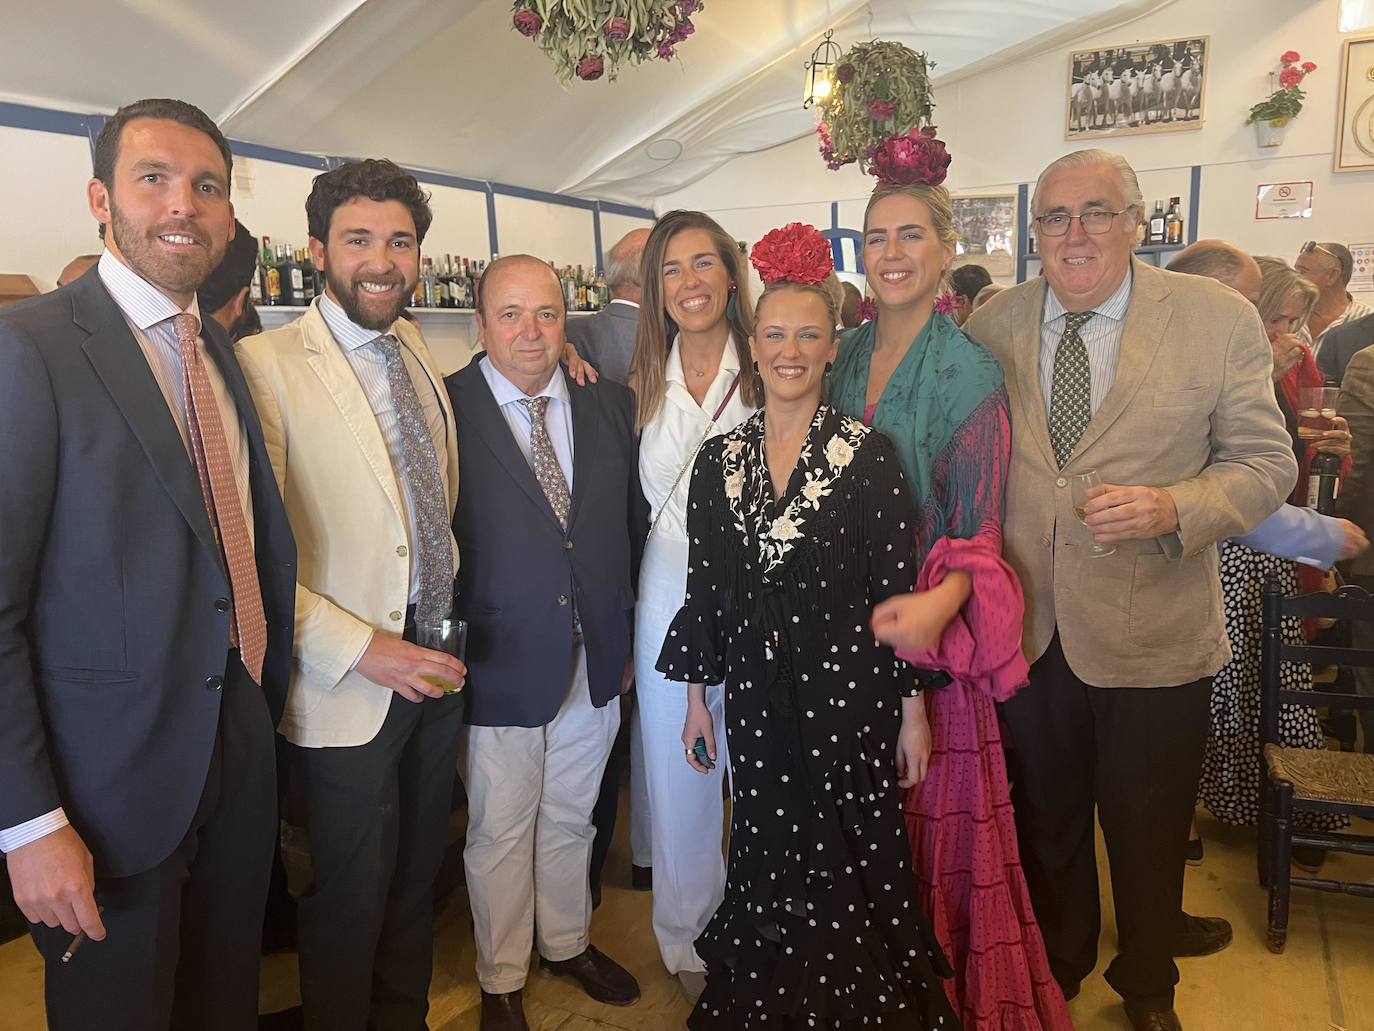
[{"x1": 1258, "y1": 577, "x2": 1374, "y2": 954}]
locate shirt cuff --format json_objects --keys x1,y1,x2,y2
[
  {"x1": 0, "y1": 808, "x2": 70, "y2": 853},
  {"x1": 348, "y1": 630, "x2": 375, "y2": 672}
]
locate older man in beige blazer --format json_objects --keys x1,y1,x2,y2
[
  {"x1": 966, "y1": 150, "x2": 1295, "y2": 1031},
  {"x1": 238, "y1": 159, "x2": 466, "y2": 1031}
]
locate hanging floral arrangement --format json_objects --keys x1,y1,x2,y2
[
  {"x1": 814, "y1": 40, "x2": 936, "y2": 172},
  {"x1": 511, "y1": 1, "x2": 705, "y2": 83}
]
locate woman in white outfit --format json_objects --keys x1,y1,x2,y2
[{"x1": 627, "y1": 210, "x2": 761, "y2": 995}]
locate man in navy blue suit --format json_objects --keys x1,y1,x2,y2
[
  {"x1": 0, "y1": 98, "x2": 296, "y2": 1029},
  {"x1": 446, "y1": 255, "x2": 645, "y2": 1031}
]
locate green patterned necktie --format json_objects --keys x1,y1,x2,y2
[{"x1": 1049, "y1": 311, "x2": 1095, "y2": 468}]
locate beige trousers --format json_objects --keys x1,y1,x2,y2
[{"x1": 461, "y1": 644, "x2": 621, "y2": 993}]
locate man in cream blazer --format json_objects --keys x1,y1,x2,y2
[
  {"x1": 965, "y1": 151, "x2": 1295, "y2": 1031},
  {"x1": 238, "y1": 159, "x2": 465, "y2": 1031}
]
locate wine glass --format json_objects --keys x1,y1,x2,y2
[{"x1": 1072, "y1": 468, "x2": 1116, "y2": 558}]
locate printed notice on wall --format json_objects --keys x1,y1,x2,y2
[
  {"x1": 1255, "y1": 182, "x2": 1314, "y2": 219},
  {"x1": 1350, "y1": 243, "x2": 1374, "y2": 294}
]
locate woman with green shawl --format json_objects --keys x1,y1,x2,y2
[{"x1": 829, "y1": 137, "x2": 1074, "y2": 1031}]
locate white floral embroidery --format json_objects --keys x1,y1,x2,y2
[
  {"x1": 824, "y1": 435, "x2": 854, "y2": 469},
  {"x1": 724, "y1": 469, "x2": 744, "y2": 500},
  {"x1": 718, "y1": 407, "x2": 870, "y2": 575}
]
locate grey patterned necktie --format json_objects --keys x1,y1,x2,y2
[
  {"x1": 375, "y1": 334, "x2": 452, "y2": 622},
  {"x1": 1049, "y1": 311, "x2": 1095, "y2": 468},
  {"x1": 519, "y1": 396, "x2": 571, "y2": 530}
]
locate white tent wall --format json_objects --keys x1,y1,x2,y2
[{"x1": 657, "y1": 0, "x2": 1374, "y2": 305}]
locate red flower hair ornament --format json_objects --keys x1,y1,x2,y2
[
  {"x1": 750, "y1": 223, "x2": 834, "y2": 286},
  {"x1": 866, "y1": 126, "x2": 951, "y2": 189}
]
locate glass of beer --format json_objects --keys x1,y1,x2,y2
[
  {"x1": 1072, "y1": 468, "x2": 1116, "y2": 558},
  {"x1": 416, "y1": 617, "x2": 467, "y2": 694},
  {"x1": 1297, "y1": 386, "x2": 1339, "y2": 440}
]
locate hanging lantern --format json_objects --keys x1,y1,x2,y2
[{"x1": 804, "y1": 29, "x2": 841, "y2": 109}]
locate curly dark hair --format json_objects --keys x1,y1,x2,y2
[{"x1": 306, "y1": 159, "x2": 433, "y2": 245}]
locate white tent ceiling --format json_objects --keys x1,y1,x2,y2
[{"x1": 3, "y1": 0, "x2": 1173, "y2": 207}]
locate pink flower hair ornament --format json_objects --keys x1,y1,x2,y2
[
  {"x1": 750, "y1": 223, "x2": 834, "y2": 286},
  {"x1": 865, "y1": 126, "x2": 951, "y2": 188}
]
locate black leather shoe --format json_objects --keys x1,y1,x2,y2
[
  {"x1": 480, "y1": 989, "x2": 529, "y2": 1031},
  {"x1": 1124, "y1": 1002, "x2": 1183, "y2": 1031},
  {"x1": 257, "y1": 1006, "x2": 303, "y2": 1031},
  {"x1": 631, "y1": 864, "x2": 652, "y2": 891},
  {"x1": 1171, "y1": 912, "x2": 1232, "y2": 957},
  {"x1": 541, "y1": 945, "x2": 640, "y2": 1005},
  {"x1": 1184, "y1": 836, "x2": 1203, "y2": 866}
]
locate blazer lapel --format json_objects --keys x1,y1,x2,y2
[
  {"x1": 300, "y1": 307, "x2": 406, "y2": 523},
  {"x1": 76, "y1": 280, "x2": 220, "y2": 560},
  {"x1": 564, "y1": 370, "x2": 599, "y2": 530},
  {"x1": 1070, "y1": 261, "x2": 1173, "y2": 462},
  {"x1": 1009, "y1": 282, "x2": 1057, "y2": 470},
  {"x1": 454, "y1": 362, "x2": 565, "y2": 531}
]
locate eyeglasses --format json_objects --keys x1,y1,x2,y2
[
  {"x1": 1033, "y1": 209, "x2": 1134, "y2": 237},
  {"x1": 1299, "y1": 241, "x2": 1339, "y2": 262}
]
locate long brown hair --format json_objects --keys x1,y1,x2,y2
[{"x1": 628, "y1": 210, "x2": 761, "y2": 430}]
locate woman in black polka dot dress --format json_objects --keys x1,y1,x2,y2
[{"x1": 657, "y1": 224, "x2": 959, "y2": 1030}]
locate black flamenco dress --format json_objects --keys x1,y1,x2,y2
[{"x1": 657, "y1": 404, "x2": 960, "y2": 1030}]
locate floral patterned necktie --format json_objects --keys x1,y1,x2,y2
[
  {"x1": 1049, "y1": 311, "x2": 1094, "y2": 469},
  {"x1": 519, "y1": 396, "x2": 570, "y2": 529}
]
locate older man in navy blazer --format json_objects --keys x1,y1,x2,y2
[
  {"x1": 0, "y1": 99, "x2": 295, "y2": 1030},
  {"x1": 446, "y1": 254, "x2": 645, "y2": 1031}
]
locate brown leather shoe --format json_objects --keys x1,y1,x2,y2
[
  {"x1": 480, "y1": 989, "x2": 529, "y2": 1031},
  {"x1": 1124, "y1": 1002, "x2": 1183, "y2": 1031},
  {"x1": 541, "y1": 945, "x2": 640, "y2": 1005}
]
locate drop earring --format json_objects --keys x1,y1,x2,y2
[{"x1": 726, "y1": 282, "x2": 738, "y2": 322}]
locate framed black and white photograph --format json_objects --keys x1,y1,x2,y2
[
  {"x1": 1065, "y1": 36, "x2": 1208, "y2": 139},
  {"x1": 1334, "y1": 35, "x2": 1374, "y2": 173},
  {"x1": 950, "y1": 194, "x2": 1016, "y2": 277}
]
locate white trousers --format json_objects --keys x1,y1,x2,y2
[
  {"x1": 634, "y1": 536, "x2": 729, "y2": 975},
  {"x1": 461, "y1": 644, "x2": 621, "y2": 993}
]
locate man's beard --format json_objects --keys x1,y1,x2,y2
[
  {"x1": 326, "y1": 265, "x2": 411, "y2": 332},
  {"x1": 108, "y1": 199, "x2": 222, "y2": 298}
]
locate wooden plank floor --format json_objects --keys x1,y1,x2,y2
[{"x1": 2, "y1": 799, "x2": 1371, "y2": 1030}]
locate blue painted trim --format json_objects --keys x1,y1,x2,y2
[
  {"x1": 599, "y1": 199, "x2": 656, "y2": 220},
  {"x1": 1188, "y1": 163, "x2": 1202, "y2": 244},
  {"x1": 1016, "y1": 183, "x2": 1030, "y2": 283},
  {"x1": 821, "y1": 228, "x2": 864, "y2": 274},
  {"x1": 485, "y1": 188, "x2": 499, "y2": 259},
  {"x1": 830, "y1": 201, "x2": 839, "y2": 231},
  {"x1": 230, "y1": 140, "x2": 330, "y2": 170},
  {"x1": 0, "y1": 101, "x2": 96, "y2": 138},
  {"x1": 593, "y1": 207, "x2": 604, "y2": 267}
]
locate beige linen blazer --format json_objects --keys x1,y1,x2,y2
[
  {"x1": 1336, "y1": 346, "x2": 1374, "y2": 577},
  {"x1": 965, "y1": 260, "x2": 1296, "y2": 687},
  {"x1": 238, "y1": 303, "x2": 460, "y2": 747}
]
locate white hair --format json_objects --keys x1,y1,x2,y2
[{"x1": 1030, "y1": 149, "x2": 1145, "y2": 217}]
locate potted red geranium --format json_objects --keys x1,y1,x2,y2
[{"x1": 1247, "y1": 50, "x2": 1317, "y2": 147}]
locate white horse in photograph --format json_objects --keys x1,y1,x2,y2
[
  {"x1": 1139, "y1": 61, "x2": 1163, "y2": 124},
  {"x1": 1159, "y1": 58, "x2": 1185, "y2": 121},
  {"x1": 1071, "y1": 70, "x2": 1102, "y2": 131},
  {"x1": 1103, "y1": 67, "x2": 1131, "y2": 127},
  {"x1": 1181, "y1": 53, "x2": 1203, "y2": 120}
]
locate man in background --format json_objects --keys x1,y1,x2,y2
[
  {"x1": 949, "y1": 262, "x2": 993, "y2": 326},
  {"x1": 564, "y1": 227, "x2": 648, "y2": 385},
  {"x1": 1295, "y1": 241, "x2": 1372, "y2": 373},
  {"x1": 197, "y1": 218, "x2": 259, "y2": 341}
]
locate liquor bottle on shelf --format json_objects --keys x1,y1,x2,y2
[
  {"x1": 1148, "y1": 201, "x2": 1165, "y2": 245},
  {"x1": 261, "y1": 236, "x2": 281, "y2": 306},
  {"x1": 276, "y1": 244, "x2": 300, "y2": 306},
  {"x1": 1026, "y1": 226, "x2": 1036, "y2": 255},
  {"x1": 595, "y1": 268, "x2": 608, "y2": 309},
  {"x1": 1164, "y1": 197, "x2": 1184, "y2": 246},
  {"x1": 296, "y1": 249, "x2": 316, "y2": 305}
]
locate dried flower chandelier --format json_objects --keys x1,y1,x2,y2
[{"x1": 511, "y1": 0, "x2": 705, "y2": 83}]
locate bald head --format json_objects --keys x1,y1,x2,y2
[
  {"x1": 1167, "y1": 240, "x2": 1261, "y2": 305},
  {"x1": 478, "y1": 254, "x2": 563, "y2": 319},
  {"x1": 605, "y1": 228, "x2": 650, "y2": 303}
]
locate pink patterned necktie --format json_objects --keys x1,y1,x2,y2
[{"x1": 173, "y1": 313, "x2": 268, "y2": 683}]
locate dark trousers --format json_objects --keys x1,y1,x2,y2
[
  {"x1": 292, "y1": 686, "x2": 465, "y2": 1031},
  {"x1": 31, "y1": 654, "x2": 276, "y2": 1031},
  {"x1": 589, "y1": 694, "x2": 632, "y2": 892},
  {"x1": 1000, "y1": 633, "x2": 1211, "y2": 1012}
]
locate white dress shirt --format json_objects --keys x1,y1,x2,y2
[
  {"x1": 479, "y1": 358, "x2": 575, "y2": 493},
  {"x1": 0, "y1": 250, "x2": 255, "y2": 854},
  {"x1": 1039, "y1": 270, "x2": 1133, "y2": 420},
  {"x1": 318, "y1": 294, "x2": 451, "y2": 605},
  {"x1": 639, "y1": 337, "x2": 755, "y2": 542}
]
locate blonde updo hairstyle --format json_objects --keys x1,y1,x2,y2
[
  {"x1": 862, "y1": 183, "x2": 959, "y2": 297},
  {"x1": 753, "y1": 274, "x2": 844, "y2": 334}
]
